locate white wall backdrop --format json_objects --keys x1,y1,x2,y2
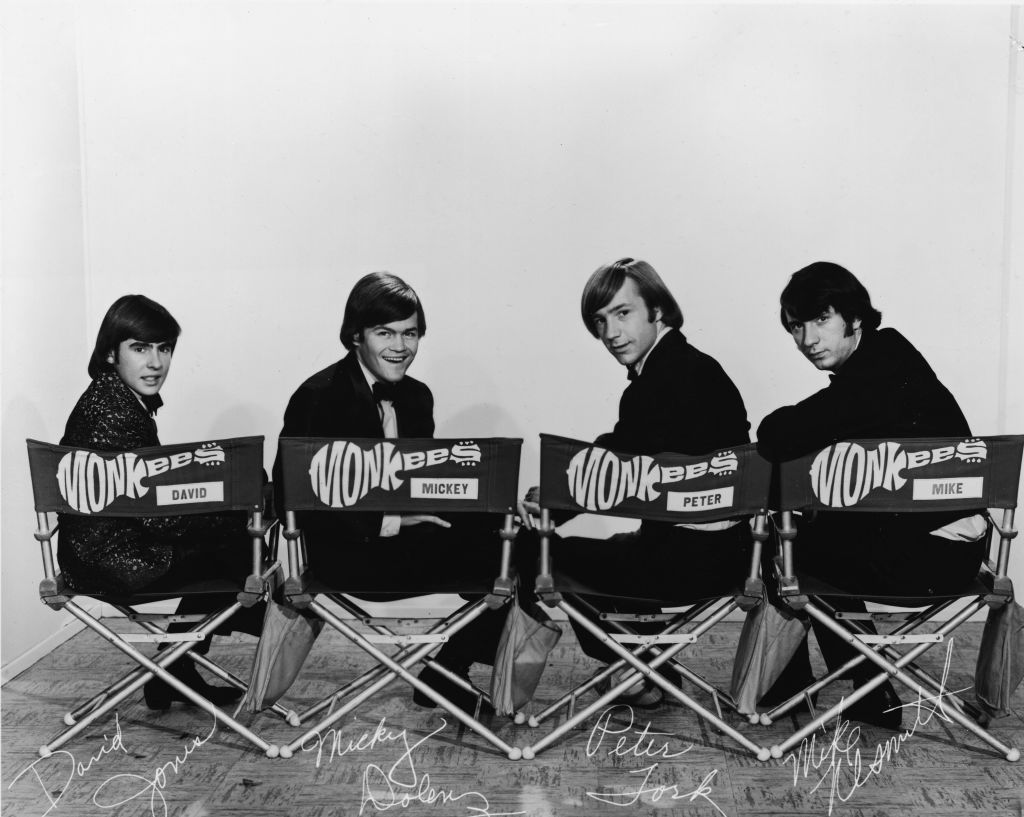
[{"x1": 4, "y1": 1, "x2": 1023, "y2": 677}]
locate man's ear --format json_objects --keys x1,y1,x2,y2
[
  {"x1": 654, "y1": 306, "x2": 664, "y2": 325},
  {"x1": 852, "y1": 317, "x2": 862, "y2": 331}
]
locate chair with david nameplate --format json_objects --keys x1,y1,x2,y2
[{"x1": 26, "y1": 435, "x2": 283, "y2": 758}]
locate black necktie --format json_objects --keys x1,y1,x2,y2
[
  {"x1": 626, "y1": 366, "x2": 638, "y2": 382},
  {"x1": 372, "y1": 381, "x2": 400, "y2": 404}
]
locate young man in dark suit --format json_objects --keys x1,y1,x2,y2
[
  {"x1": 756, "y1": 261, "x2": 987, "y2": 728},
  {"x1": 523, "y1": 257, "x2": 752, "y2": 707},
  {"x1": 273, "y1": 272, "x2": 506, "y2": 710}
]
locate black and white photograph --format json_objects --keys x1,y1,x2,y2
[{"x1": 3, "y1": 2, "x2": 1024, "y2": 815}]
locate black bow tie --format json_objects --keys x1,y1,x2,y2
[
  {"x1": 626, "y1": 366, "x2": 638, "y2": 382},
  {"x1": 141, "y1": 393, "x2": 164, "y2": 416},
  {"x1": 372, "y1": 381, "x2": 400, "y2": 403}
]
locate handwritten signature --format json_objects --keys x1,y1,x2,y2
[
  {"x1": 583, "y1": 705, "x2": 727, "y2": 815},
  {"x1": 304, "y1": 717, "x2": 525, "y2": 817},
  {"x1": 90, "y1": 713, "x2": 216, "y2": 817},
  {"x1": 8, "y1": 714, "x2": 129, "y2": 817},
  {"x1": 784, "y1": 639, "x2": 966, "y2": 815}
]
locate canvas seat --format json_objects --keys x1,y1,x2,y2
[
  {"x1": 26, "y1": 436, "x2": 282, "y2": 758},
  {"x1": 521, "y1": 433, "x2": 773, "y2": 761},
  {"x1": 273, "y1": 435, "x2": 524, "y2": 760},
  {"x1": 765, "y1": 434, "x2": 1024, "y2": 762}
]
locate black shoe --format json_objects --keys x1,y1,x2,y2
[
  {"x1": 143, "y1": 660, "x2": 243, "y2": 711},
  {"x1": 758, "y1": 675, "x2": 818, "y2": 714},
  {"x1": 842, "y1": 681, "x2": 902, "y2": 730},
  {"x1": 213, "y1": 602, "x2": 266, "y2": 638},
  {"x1": 598, "y1": 667, "x2": 664, "y2": 709},
  {"x1": 413, "y1": 664, "x2": 493, "y2": 715}
]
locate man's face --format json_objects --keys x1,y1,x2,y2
[
  {"x1": 784, "y1": 306, "x2": 861, "y2": 372},
  {"x1": 592, "y1": 277, "x2": 663, "y2": 368},
  {"x1": 107, "y1": 339, "x2": 173, "y2": 397},
  {"x1": 354, "y1": 314, "x2": 420, "y2": 383}
]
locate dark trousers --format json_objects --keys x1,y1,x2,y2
[
  {"x1": 544, "y1": 524, "x2": 752, "y2": 665},
  {"x1": 306, "y1": 512, "x2": 511, "y2": 669},
  {"x1": 768, "y1": 513, "x2": 987, "y2": 690}
]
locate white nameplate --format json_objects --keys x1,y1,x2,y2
[
  {"x1": 156, "y1": 482, "x2": 224, "y2": 505},
  {"x1": 911, "y1": 477, "x2": 983, "y2": 501},
  {"x1": 666, "y1": 486, "x2": 734, "y2": 512},
  {"x1": 410, "y1": 478, "x2": 479, "y2": 499}
]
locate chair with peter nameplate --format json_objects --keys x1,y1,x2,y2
[
  {"x1": 766, "y1": 434, "x2": 1024, "y2": 762},
  {"x1": 274, "y1": 435, "x2": 524, "y2": 759},
  {"x1": 521, "y1": 433, "x2": 773, "y2": 761},
  {"x1": 26, "y1": 435, "x2": 284, "y2": 758}
]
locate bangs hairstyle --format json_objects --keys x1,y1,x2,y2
[
  {"x1": 779, "y1": 261, "x2": 882, "y2": 333},
  {"x1": 339, "y1": 272, "x2": 427, "y2": 350},
  {"x1": 88, "y1": 295, "x2": 181, "y2": 379},
  {"x1": 580, "y1": 258, "x2": 683, "y2": 337}
]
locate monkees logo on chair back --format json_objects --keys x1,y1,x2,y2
[
  {"x1": 539, "y1": 434, "x2": 771, "y2": 524},
  {"x1": 780, "y1": 435, "x2": 1024, "y2": 512},
  {"x1": 278, "y1": 437, "x2": 522, "y2": 513},
  {"x1": 26, "y1": 436, "x2": 264, "y2": 516}
]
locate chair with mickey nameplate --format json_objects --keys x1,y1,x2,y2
[
  {"x1": 521, "y1": 433, "x2": 773, "y2": 761},
  {"x1": 274, "y1": 435, "x2": 524, "y2": 760},
  {"x1": 26, "y1": 435, "x2": 284, "y2": 758},
  {"x1": 764, "y1": 434, "x2": 1024, "y2": 762}
]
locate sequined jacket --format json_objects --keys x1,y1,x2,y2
[{"x1": 57, "y1": 371, "x2": 241, "y2": 594}]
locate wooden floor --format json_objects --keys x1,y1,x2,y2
[{"x1": 3, "y1": 620, "x2": 1023, "y2": 817}]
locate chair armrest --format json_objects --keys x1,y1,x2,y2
[
  {"x1": 736, "y1": 577, "x2": 764, "y2": 612},
  {"x1": 248, "y1": 516, "x2": 278, "y2": 538},
  {"x1": 484, "y1": 575, "x2": 515, "y2": 609},
  {"x1": 283, "y1": 570, "x2": 315, "y2": 610},
  {"x1": 39, "y1": 575, "x2": 73, "y2": 609}
]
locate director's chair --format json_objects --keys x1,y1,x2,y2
[
  {"x1": 275, "y1": 436, "x2": 524, "y2": 760},
  {"x1": 767, "y1": 434, "x2": 1024, "y2": 762},
  {"x1": 26, "y1": 436, "x2": 282, "y2": 758},
  {"x1": 522, "y1": 434, "x2": 773, "y2": 761}
]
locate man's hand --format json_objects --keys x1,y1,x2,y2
[
  {"x1": 399, "y1": 514, "x2": 452, "y2": 529},
  {"x1": 517, "y1": 485, "x2": 541, "y2": 529}
]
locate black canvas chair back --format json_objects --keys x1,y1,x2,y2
[
  {"x1": 523, "y1": 434, "x2": 773, "y2": 760},
  {"x1": 768, "y1": 434, "x2": 1024, "y2": 761},
  {"x1": 26, "y1": 436, "x2": 280, "y2": 757},
  {"x1": 275, "y1": 436, "x2": 525, "y2": 759}
]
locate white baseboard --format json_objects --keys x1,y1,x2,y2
[
  {"x1": 0, "y1": 600, "x2": 180, "y2": 686},
  {"x1": 1, "y1": 601, "x2": 101, "y2": 685}
]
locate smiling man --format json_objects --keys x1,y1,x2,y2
[
  {"x1": 756, "y1": 261, "x2": 987, "y2": 730},
  {"x1": 273, "y1": 272, "x2": 506, "y2": 711},
  {"x1": 523, "y1": 257, "x2": 751, "y2": 707}
]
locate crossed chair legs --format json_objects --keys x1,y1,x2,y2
[
  {"x1": 523, "y1": 595, "x2": 746, "y2": 728},
  {"x1": 61, "y1": 589, "x2": 1014, "y2": 763},
  {"x1": 520, "y1": 594, "x2": 772, "y2": 761},
  {"x1": 44, "y1": 598, "x2": 281, "y2": 758},
  {"x1": 278, "y1": 593, "x2": 522, "y2": 760},
  {"x1": 766, "y1": 597, "x2": 1020, "y2": 762}
]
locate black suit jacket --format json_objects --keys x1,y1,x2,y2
[
  {"x1": 757, "y1": 326, "x2": 976, "y2": 534},
  {"x1": 599, "y1": 330, "x2": 751, "y2": 536},
  {"x1": 272, "y1": 352, "x2": 434, "y2": 547},
  {"x1": 600, "y1": 329, "x2": 750, "y2": 455},
  {"x1": 757, "y1": 327, "x2": 970, "y2": 462}
]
